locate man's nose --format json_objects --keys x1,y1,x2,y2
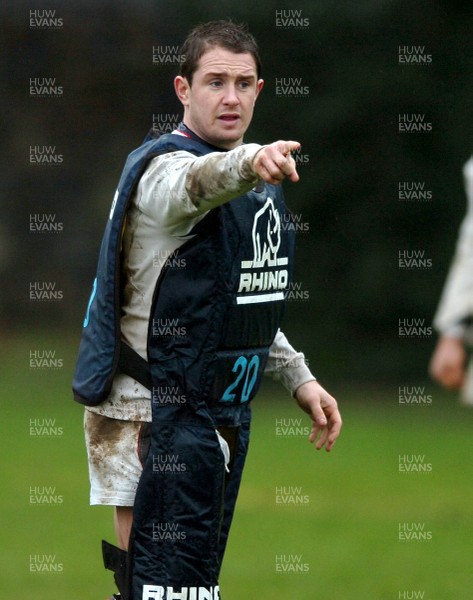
[{"x1": 222, "y1": 84, "x2": 239, "y2": 105}]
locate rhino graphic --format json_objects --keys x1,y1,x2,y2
[{"x1": 251, "y1": 197, "x2": 281, "y2": 267}]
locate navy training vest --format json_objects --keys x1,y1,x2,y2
[{"x1": 72, "y1": 130, "x2": 295, "y2": 409}]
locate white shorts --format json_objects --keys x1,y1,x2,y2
[{"x1": 84, "y1": 409, "x2": 148, "y2": 506}]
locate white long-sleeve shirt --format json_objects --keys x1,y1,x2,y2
[
  {"x1": 434, "y1": 157, "x2": 473, "y2": 337},
  {"x1": 87, "y1": 132, "x2": 315, "y2": 421}
]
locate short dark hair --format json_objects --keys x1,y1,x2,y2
[{"x1": 179, "y1": 20, "x2": 262, "y2": 84}]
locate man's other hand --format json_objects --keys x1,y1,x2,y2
[{"x1": 294, "y1": 380, "x2": 342, "y2": 452}]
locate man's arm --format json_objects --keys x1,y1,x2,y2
[
  {"x1": 430, "y1": 158, "x2": 473, "y2": 388},
  {"x1": 432, "y1": 211, "x2": 473, "y2": 335},
  {"x1": 266, "y1": 330, "x2": 342, "y2": 451},
  {"x1": 137, "y1": 139, "x2": 300, "y2": 234}
]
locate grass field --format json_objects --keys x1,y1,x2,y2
[{"x1": 2, "y1": 333, "x2": 473, "y2": 599}]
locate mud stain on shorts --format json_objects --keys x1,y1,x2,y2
[{"x1": 84, "y1": 410, "x2": 141, "y2": 493}]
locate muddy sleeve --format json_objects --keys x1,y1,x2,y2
[{"x1": 136, "y1": 144, "x2": 262, "y2": 235}]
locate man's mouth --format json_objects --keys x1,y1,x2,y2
[{"x1": 218, "y1": 114, "x2": 240, "y2": 123}]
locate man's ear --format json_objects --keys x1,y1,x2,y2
[
  {"x1": 174, "y1": 76, "x2": 190, "y2": 106},
  {"x1": 255, "y1": 78, "x2": 264, "y2": 102}
]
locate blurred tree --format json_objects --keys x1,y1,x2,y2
[{"x1": 2, "y1": 0, "x2": 472, "y2": 382}]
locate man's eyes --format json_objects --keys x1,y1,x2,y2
[{"x1": 208, "y1": 80, "x2": 251, "y2": 89}]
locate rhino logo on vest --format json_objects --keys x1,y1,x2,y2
[
  {"x1": 142, "y1": 585, "x2": 220, "y2": 599},
  {"x1": 251, "y1": 197, "x2": 281, "y2": 267},
  {"x1": 237, "y1": 197, "x2": 289, "y2": 304}
]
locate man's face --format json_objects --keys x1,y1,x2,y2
[{"x1": 174, "y1": 46, "x2": 264, "y2": 150}]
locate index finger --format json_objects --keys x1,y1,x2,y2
[{"x1": 281, "y1": 140, "x2": 301, "y2": 155}]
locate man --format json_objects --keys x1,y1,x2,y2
[
  {"x1": 430, "y1": 156, "x2": 473, "y2": 403},
  {"x1": 73, "y1": 20, "x2": 342, "y2": 600}
]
